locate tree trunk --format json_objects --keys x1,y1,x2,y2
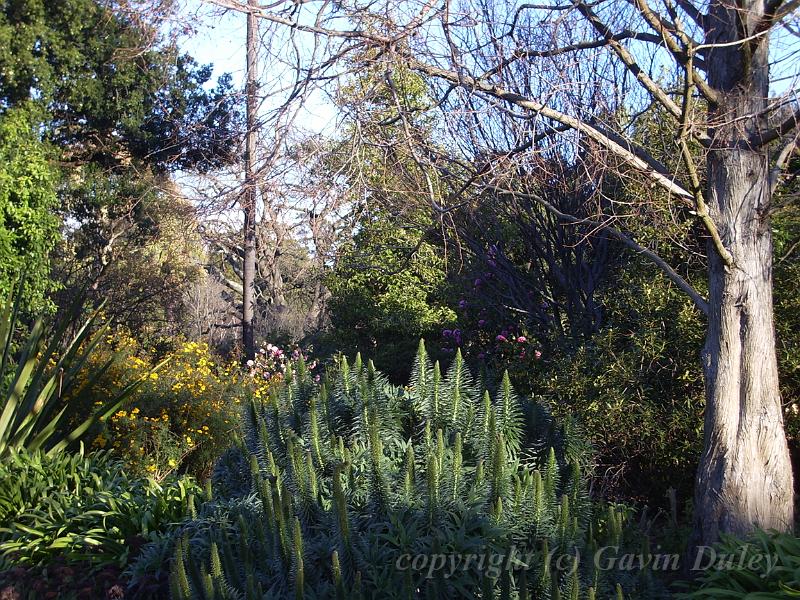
[
  {"x1": 693, "y1": 0, "x2": 794, "y2": 549},
  {"x1": 242, "y1": 0, "x2": 258, "y2": 361}
]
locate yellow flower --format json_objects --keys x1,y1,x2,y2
[
  {"x1": 168, "y1": 458, "x2": 177, "y2": 468},
  {"x1": 149, "y1": 372, "x2": 159, "y2": 380}
]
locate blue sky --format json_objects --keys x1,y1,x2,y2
[
  {"x1": 179, "y1": 0, "x2": 339, "y2": 135},
  {"x1": 181, "y1": 1, "x2": 246, "y2": 86},
  {"x1": 177, "y1": 0, "x2": 796, "y2": 135}
]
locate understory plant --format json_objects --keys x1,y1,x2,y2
[
  {"x1": 164, "y1": 341, "x2": 660, "y2": 599},
  {"x1": 676, "y1": 529, "x2": 800, "y2": 599},
  {"x1": 0, "y1": 286, "x2": 156, "y2": 459},
  {"x1": 0, "y1": 447, "x2": 200, "y2": 570}
]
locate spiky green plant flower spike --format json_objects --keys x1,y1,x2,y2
[{"x1": 170, "y1": 340, "x2": 646, "y2": 599}]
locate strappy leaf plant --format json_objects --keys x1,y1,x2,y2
[{"x1": 0, "y1": 284, "x2": 165, "y2": 457}]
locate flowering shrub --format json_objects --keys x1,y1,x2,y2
[
  {"x1": 245, "y1": 343, "x2": 319, "y2": 399},
  {"x1": 439, "y1": 320, "x2": 545, "y2": 385},
  {"x1": 71, "y1": 333, "x2": 248, "y2": 480}
]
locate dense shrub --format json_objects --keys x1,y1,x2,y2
[
  {"x1": 71, "y1": 334, "x2": 256, "y2": 480},
  {"x1": 446, "y1": 260, "x2": 706, "y2": 507},
  {"x1": 0, "y1": 286, "x2": 147, "y2": 459},
  {"x1": 0, "y1": 448, "x2": 200, "y2": 570},
  {"x1": 324, "y1": 212, "x2": 456, "y2": 382},
  {"x1": 773, "y1": 205, "x2": 800, "y2": 474},
  {"x1": 154, "y1": 342, "x2": 663, "y2": 599},
  {"x1": 527, "y1": 264, "x2": 706, "y2": 505}
]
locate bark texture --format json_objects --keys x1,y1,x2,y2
[
  {"x1": 242, "y1": 0, "x2": 258, "y2": 360},
  {"x1": 693, "y1": 0, "x2": 794, "y2": 549}
]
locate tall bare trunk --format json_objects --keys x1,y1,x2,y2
[
  {"x1": 693, "y1": 0, "x2": 794, "y2": 549},
  {"x1": 242, "y1": 0, "x2": 258, "y2": 360}
]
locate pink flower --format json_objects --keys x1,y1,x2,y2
[
  {"x1": 534, "y1": 350, "x2": 542, "y2": 359},
  {"x1": 517, "y1": 336, "x2": 527, "y2": 343}
]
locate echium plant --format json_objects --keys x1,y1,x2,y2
[{"x1": 169, "y1": 341, "x2": 653, "y2": 599}]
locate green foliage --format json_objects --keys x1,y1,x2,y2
[
  {"x1": 164, "y1": 342, "x2": 659, "y2": 599},
  {"x1": 69, "y1": 335, "x2": 248, "y2": 480},
  {"x1": 1, "y1": 0, "x2": 239, "y2": 342},
  {"x1": 0, "y1": 285, "x2": 158, "y2": 458},
  {"x1": 0, "y1": 106, "x2": 60, "y2": 312},
  {"x1": 0, "y1": 0, "x2": 239, "y2": 173},
  {"x1": 530, "y1": 260, "x2": 706, "y2": 504},
  {"x1": 321, "y1": 56, "x2": 454, "y2": 381},
  {"x1": 325, "y1": 213, "x2": 456, "y2": 381},
  {"x1": 0, "y1": 447, "x2": 200, "y2": 569},
  {"x1": 677, "y1": 530, "x2": 800, "y2": 599},
  {"x1": 773, "y1": 204, "x2": 800, "y2": 452}
]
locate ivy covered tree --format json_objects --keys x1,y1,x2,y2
[
  {"x1": 0, "y1": 105, "x2": 59, "y2": 312},
  {"x1": 0, "y1": 0, "x2": 241, "y2": 332}
]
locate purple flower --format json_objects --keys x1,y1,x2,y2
[
  {"x1": 478, "y1": 352, "x2": 486, "y2": 360},
  {"x1": 454, "y1": 330, "x2": 462, "y2": 345},
  {"x1": 458, "y1": 299, "x2": 467, "y2": 309},
  {"x1": 487, "y1": 259, "x2": 496, "y2": 268},
  {"x1": 442, "y1": 329, "x2": 452, "y2": 338},
  {"x1": 474, "y1": 278, "x2": 483, "y2": 287},
  {"x1": 478, "y1": 319, "x2": 486, "y2": 327},
  {"x1": 496, "y1": 335, "x2": 507, "y2": 342}
]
